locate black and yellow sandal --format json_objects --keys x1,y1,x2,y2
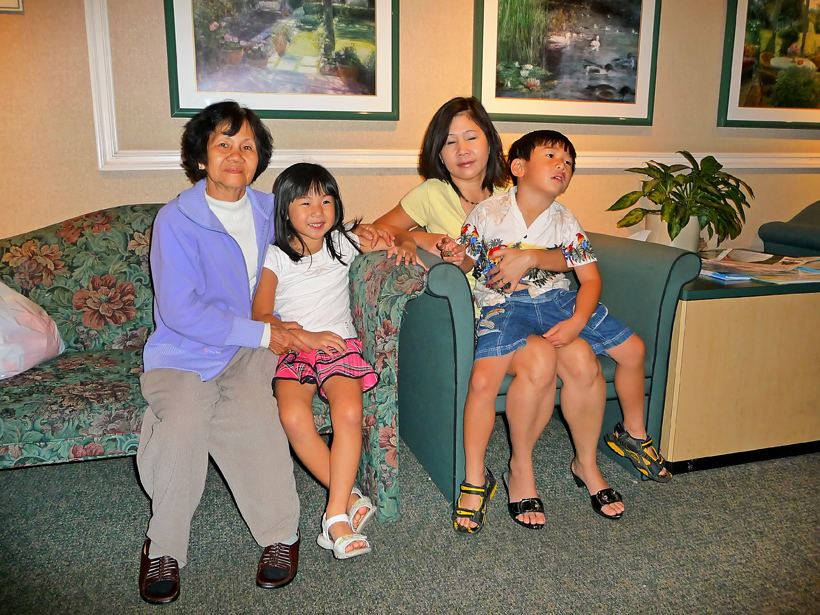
[
  {"x1": 604, "y1": 422, "x2": 672, "y2": 483},
  {"x1": 451, "y1": 468, "x2": 497, "y2": 535}
]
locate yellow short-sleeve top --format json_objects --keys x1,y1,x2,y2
[
  {"x1": 400, "y1": 179, "x2": 505, "y2": 303},
  {"x1": 400, "y1": 179, "x2": 469, "y2": 239}
]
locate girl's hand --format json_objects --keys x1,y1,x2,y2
[
  {"x1": 294, "y1": 329, "x2": 348, "y2": 354},
  {"x1": 387, "y1": 239, "x2": 428, "y2": 269},
  {"x1": 436, "y1": 236, "x2": 466, "y2": 266},
  {"x1": 543, "y1": 317, "x2": 585, "y2": 348},
  {"x1": 487, "y1": 247, "x2": 533, "y2": 293},
  {"x1": 352, "y1": 223, "x2": 394, "y2": 248}
]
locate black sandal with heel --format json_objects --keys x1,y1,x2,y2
[
  {"x1": 502, "y1": 472, "x2": 544, "y2": 530},
  {"x1": 452, "y1": 468, "x2": 497, "y2": 535},
  {"x1": 570, "y1": 468, "x2": 623, "y2": 521}
]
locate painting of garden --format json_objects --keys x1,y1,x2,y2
[
  {"x1": 494, "y1": 0, "x2": 642, "y2": 103},
  {"x1": 192, "y1": 0, "x2": 377, "y2": 96},
  {"x1": 737, "y1": 0, "x2": 820, "y2": 109}
]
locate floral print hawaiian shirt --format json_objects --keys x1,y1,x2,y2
[{"x1": 458, "y1": 187, "x2": 596, "y2": 308}]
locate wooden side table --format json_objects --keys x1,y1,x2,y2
[{"x1": 661, "y1": 277, "x2": 820, "y2": 464}]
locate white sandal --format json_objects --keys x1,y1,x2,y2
[
  {"x1": 348, "y1": 487, "x2": 376, "y2": 533},
  {"x1": 316, "y1": 513, "x2": 372, "y2": 560}
]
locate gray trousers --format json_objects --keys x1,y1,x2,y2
[{"x1": 137, "y1": 347, "x2": 299, "y2": 567}]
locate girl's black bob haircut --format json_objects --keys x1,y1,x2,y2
[
  {"x1": 272, "y1": 162, "x2": 360, "y2": 264},
  {"x1": 507, "y1": 130, "x2": 577, "y2": 186},
  {"x1": 180, "y1": 101, "x2": 273, "y2": 184},
  {"x1": 419, "y1": 96, "x2": 509, "y2": 197}
]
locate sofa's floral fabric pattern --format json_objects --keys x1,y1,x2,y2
[
  {"x1": 0, "y1": 350, "x2": 144, "y2": 468},
  {"x1": 0, "y1": 205, "x2": 428, "y2": 523},
  {"x1": 312, "y1": 251, "x2": 427, "y2": 522},
  {"x1": 0, "y1": 204, "x2": 160, "y2": 352}
]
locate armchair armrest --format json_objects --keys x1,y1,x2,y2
[{"x1": 587, "y1": 233, "x2": 701, "y2": 439}]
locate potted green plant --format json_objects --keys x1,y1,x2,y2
[{"x1": 607, "y1": 151, "x2": 754, "y2": 250}]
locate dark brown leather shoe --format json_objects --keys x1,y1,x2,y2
[
  {"x1": 139, "y1": 539, "x2": 180, "y2": 604},
  {"x1": 256, "y1": 533, "x2": 299, "y2": 589}
]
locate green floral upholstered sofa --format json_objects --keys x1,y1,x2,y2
[{"x1": 0, "y1": 204, "x2": 426, "y2": 523}]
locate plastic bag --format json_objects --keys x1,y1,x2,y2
[{"x1": 0, "y1": 282, "x2": 65, "y2": 380}]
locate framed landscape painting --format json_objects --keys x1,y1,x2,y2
[
  {"x1": 473, "y1": 0, "x2": 661, "y2": 125},
  {"x1": 718, "y1": 0, "x2": 820, "y2": 129},
  {"x1": 164, "y1": 0, "x2": 398, "y2": 120}
]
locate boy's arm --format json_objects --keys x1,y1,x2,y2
[{"x1": 542, "y1": 262, "x2": 602, "y2": 348}]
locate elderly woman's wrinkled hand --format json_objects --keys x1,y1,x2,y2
[{"x1": 268, "y1": 320, "x2": 311, "y2": 355}]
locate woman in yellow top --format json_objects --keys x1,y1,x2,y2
[{"x1": 376, "y1": 97, "x2": 620, "y2": 532}]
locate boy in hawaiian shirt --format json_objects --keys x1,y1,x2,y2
[{"x1": 444, "y1": 130, "x2": 667, "y2": 532}]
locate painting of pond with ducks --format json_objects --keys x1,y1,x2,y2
[
  {"x1": 473, "y1": 0, "x2": 661, "y2": 124},
  {"x1": 719, "y1": 0, "x2": 820, "y2": 128},
  {"x1": 164, "y1": 0, "x2": 398, "y2": 120}
]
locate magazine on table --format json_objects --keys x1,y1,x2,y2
[{"x1": 699, "y1": 249, "x2": 820, "y2": 274}]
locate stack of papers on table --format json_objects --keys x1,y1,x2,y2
[{"x1": 699, "y1": 249, "x2": 820, "y2": 284}]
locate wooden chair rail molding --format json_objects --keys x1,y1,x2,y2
[{"x1": 85, "y1": 0, "x2": 820, "y2": 173}]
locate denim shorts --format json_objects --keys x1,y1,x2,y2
[{"x1": 474, "y1": 288, "x2": 633, "y2": 360}]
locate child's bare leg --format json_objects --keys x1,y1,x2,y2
[
  {"x1": 276, "y1": 379, "x2": 330, "y2": 483},
  {"x1": 606, "y1": 335, "x2": 667, "y2": 477},
  {"x1": 322, "y1": 376, "x2": 367, "y2": 551},
  {"x1": 556, "y1": 346, "x2": 625, "y2": 518},
  {"x1": 276, "y1": 379, "x2": 369, "y2": 541},
  {"x1": 457, "y1": 354, "x2": 514, "y2": 530},
  {"x1": 504, "y1": 335, "x2": 557, "y2": 526}
]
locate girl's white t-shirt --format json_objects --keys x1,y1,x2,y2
[{"x1": 262, "y1": 230, "x2": 360, "y2": 339}]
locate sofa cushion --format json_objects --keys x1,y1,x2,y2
[
  {"x1": 0, "y1": 205, "x2": 162, "y2": 352},
  {"x1": 0, "y1": 349, "x2": 144, "y2": 469}
]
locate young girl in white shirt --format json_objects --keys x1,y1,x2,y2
[{"x1": 252, "y1": 163, "x2": 417, "y2": 560}]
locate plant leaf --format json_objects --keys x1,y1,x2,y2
[
  {"x1": 700, "y1": 156, "x2": 723, "y2": 174},
  {"x1": 616, "y1": 208, "x2": 649, "y2": 227},
  {"x1": 607, "y1": 191, "x2": 643, "y2": 211}
]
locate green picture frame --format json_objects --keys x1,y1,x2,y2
[
  {"x1": 473, "y1": 0, "x2": 661, "y2": 125},
  {"x1": 718, "y1": 0, "x2": 820, "y2": 129},
  {"x1": 164, "y1": 0, "x2": 399, "y2": 120}
]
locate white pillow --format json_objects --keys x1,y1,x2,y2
[{"x1": 0, "y1": 282, "x2": 65, "y2": 380}]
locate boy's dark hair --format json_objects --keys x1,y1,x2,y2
[
  {"x1": 180, "y1": 101, "x2": 273, "y2": 184},
  {"x1": 419, "y1": 96, "x2": 509, "y2": 196},
  {"x1": 272, "y1": 162, "x2": 360, "y2": 264},
  {"x1": 507, "y1": 130, "x2": 577, "y2": 185}
]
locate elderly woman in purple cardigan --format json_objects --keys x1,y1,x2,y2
[{"x1": 136, "y1": 101, "x2": 308, "y2": 604}]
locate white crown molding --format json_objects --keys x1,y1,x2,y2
[{"x1": 85, "y1": 0, "x2": 820, "y2": 173}]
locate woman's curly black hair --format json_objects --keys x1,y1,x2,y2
[
  {"x1": 180, "y1": 101, "x2": 273, "y2": 184},
  {"x1": 272, "y1": 163, "x2": 360, "y2": 264},
  {"x1": 418, "y1": 96, "x2": 509, "y2": 197}
]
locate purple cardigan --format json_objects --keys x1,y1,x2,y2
[{"x1": 143, "y1": 180, "x2": 274, "y2": 381}]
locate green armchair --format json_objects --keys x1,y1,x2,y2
[
  {"x1": 758, "y1": 199, "x2": 820, "y2": 257},
  {"x1": 397, "y1": 235, "x2": 701, "y2": 503}
]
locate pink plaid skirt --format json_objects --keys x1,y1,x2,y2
[{"x1": 275, "y1": 338, "x2": 378, "y2": 401}]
